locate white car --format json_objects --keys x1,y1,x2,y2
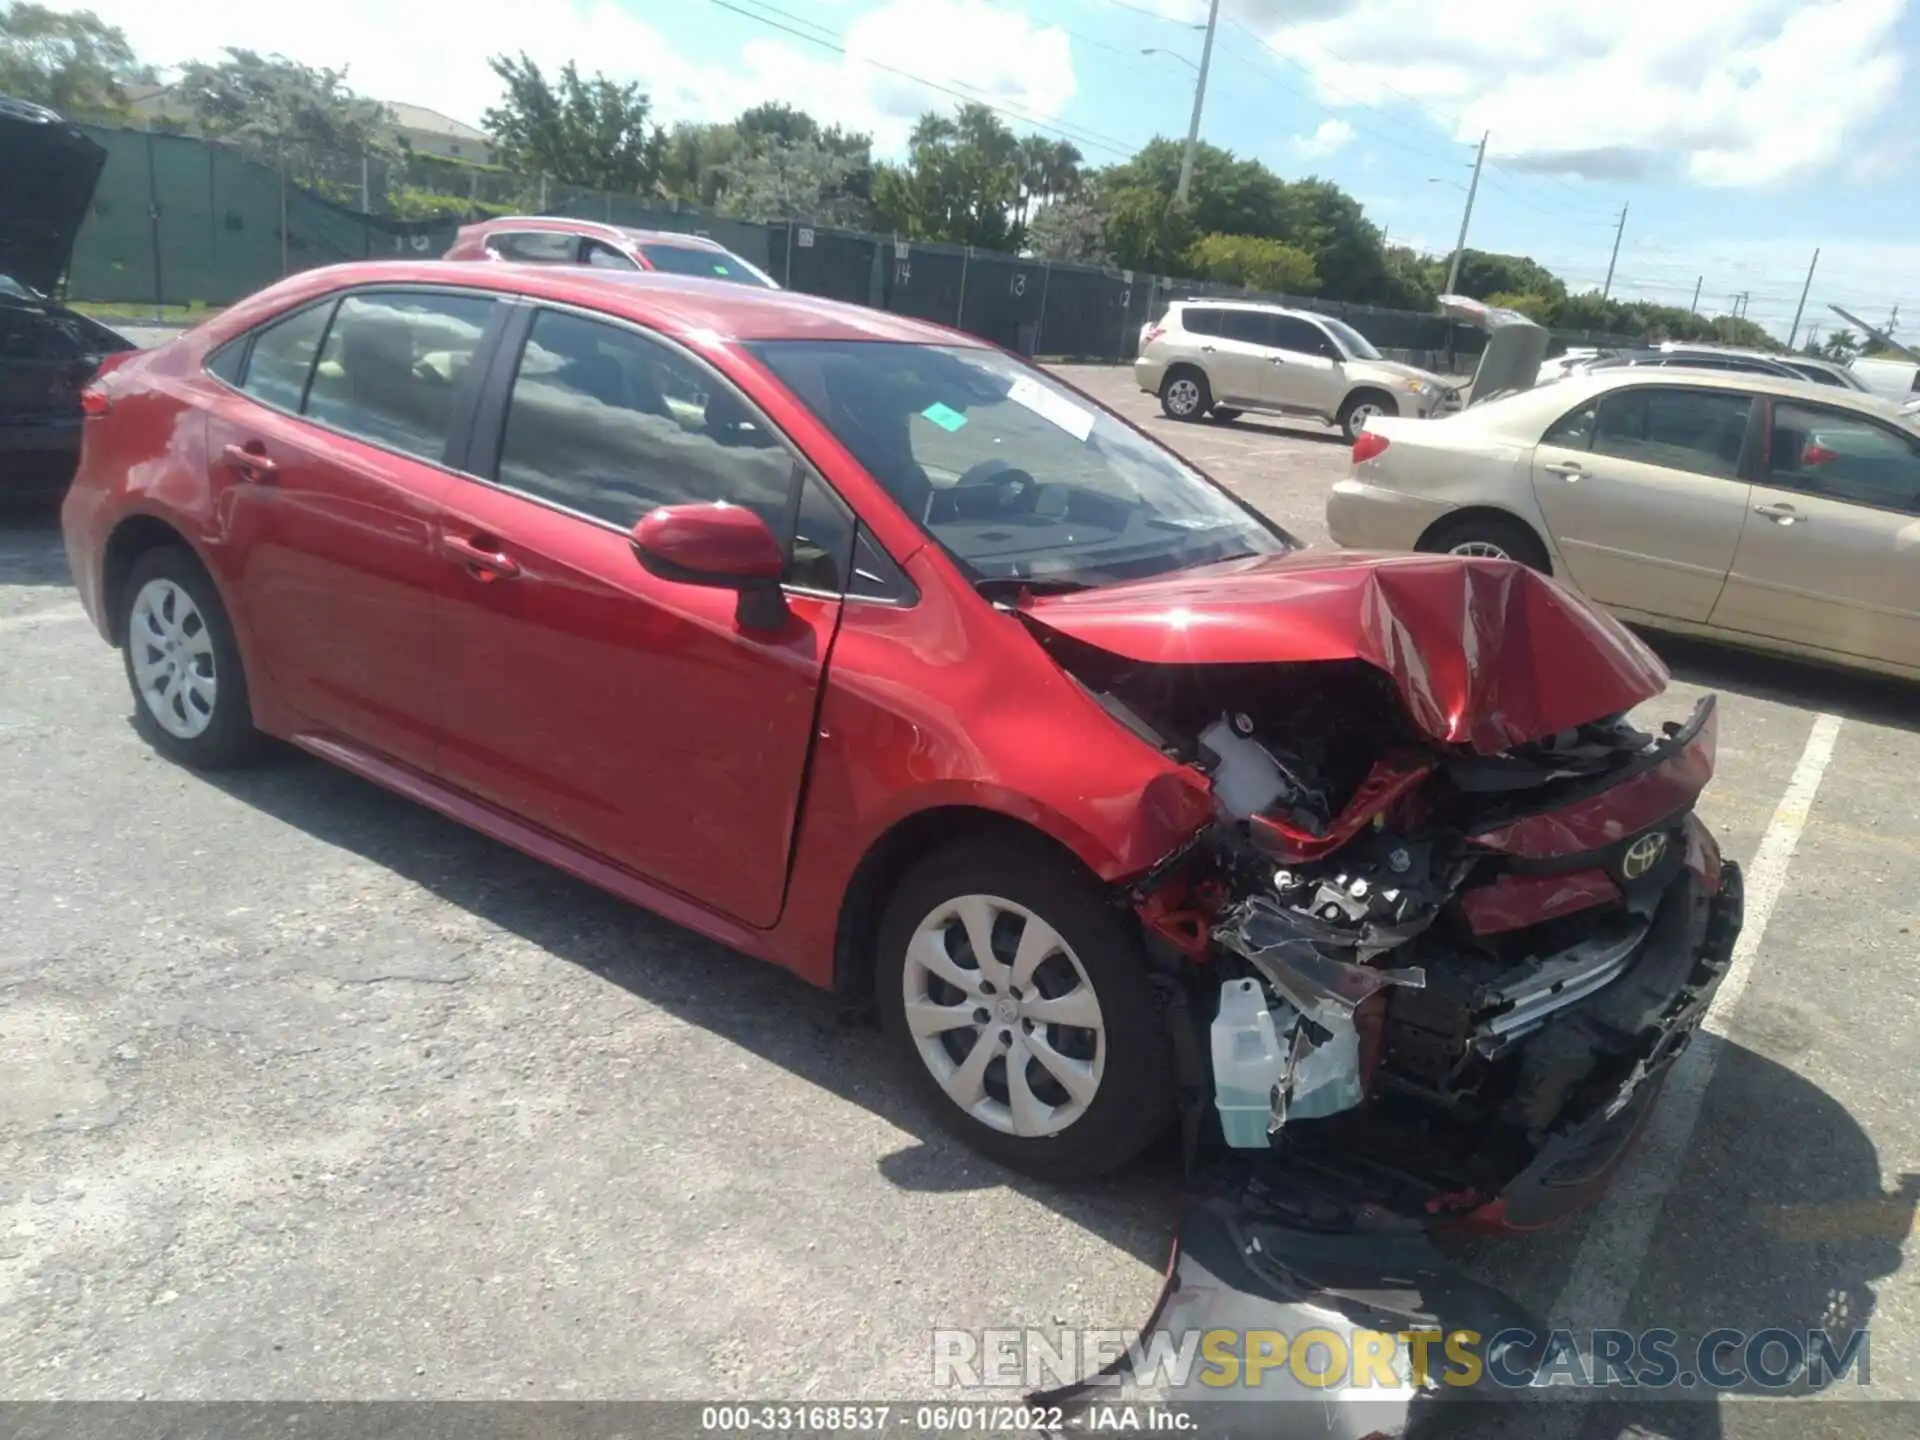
[
  {"x1": 1133, "y1": 300, "x2": 1461, "y2": 440},
  {"x1": 1328, "y1": 367, "x2": 1920, "y2": 680}
]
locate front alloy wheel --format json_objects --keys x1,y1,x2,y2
[
  {"x1": 903, "y1": 894, "x2": 1106, "y2": 1138},
  {"x1": 877, "y1": 840, "x2": 1172, "y2": 1181}
]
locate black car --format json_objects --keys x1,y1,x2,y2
[{"x1": 1, "y1": 94, "x2": 137, "y2": 495}]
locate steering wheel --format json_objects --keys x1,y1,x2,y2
[{"x1": 948, "y1": 459, "x2": 1040, "y2": 518}]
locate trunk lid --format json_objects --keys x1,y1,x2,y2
[
  {"x1": 0, "y1": 95, "x2": 107, "y2": 296},
  {"x1": 1018, "y1": 551, "x2": 1668, "y2": 754}
]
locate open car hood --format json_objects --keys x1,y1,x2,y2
[
  {"x1": 1439, "y1": 293, "x2": 1551, "y2": 407},
  {"x1": 0, "y1": 95, "x2": 107, "y2": 296},
  {"x1": 1018, "y1": 551, "x2": 1669, "y2": 754}
]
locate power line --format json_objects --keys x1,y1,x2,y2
[{"x1": 703, "y1": 0, "x2": 1142, "y2": 160}]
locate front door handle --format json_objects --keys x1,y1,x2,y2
[
  {"x1": 222, "y1": 442, "x2": 277, "y2": 482},
  {"x1": 441, "y1": 533, "x2": 522, "y2": 580},
  {"x1": 1200, "y1": 345, "x2": 1217, "y2": 353},
  {"x1": 1754, "y1": 503, "x2": 1806, "y2": 524},
  {"x1": 1543, "y1": 461, "x2": 1585, "y2": 480}
]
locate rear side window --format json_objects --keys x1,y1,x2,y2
[
  {"x1": 1217, "y1": 310, "x2": 1275, "y2": 345},
  {"x1": 1590, "y1": 386, "x2": 1753, "y2": 480},
  {"x1": 303, "y1": 291, "x2": 496, "y2": 463},
  {"x1": 494, "y1": 308, "x2": 796, "y2": 540},
  {"x1": 487, "y1": 231, "x2": 578, "y2": 263},
  {"x1": 1542, "y1": 399, "x2": 1599, "y2": 449},
  {"x1": 239, "y1": 301, "x2": 335, "y2": 412},
  {"x1": 1767, "y1": 400, "x2": 1920, "y2": 513},
  {"x1": 1179, "y1": 307, "x2": 1222, "y2": 337}
]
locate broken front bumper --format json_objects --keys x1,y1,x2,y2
[{"x1": 1040, "y1": 863, "x2": 1745, "y2": 1435}]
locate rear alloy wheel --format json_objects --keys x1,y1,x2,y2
[
  {"x1": 120, "y1": 547, "x2": 263, "y2": 769},
  {"x1": 877, "y1": 842, "x2": 1171, "y2": 1181},
  {"x1": 1418, "y1": 514, "x2": 1552, "y2": 573},
  {"x1": 1338, "y1": 389, "x2": 1396, "y2": 443},
  {"x1": 1160, "y1": 369, "x2": 1211, "y2": 422}
]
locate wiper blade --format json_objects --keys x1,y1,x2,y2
[{"x1": 973, "y1": 575, "x2": 1095, "y2": 599}]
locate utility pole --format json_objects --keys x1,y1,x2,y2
[
  {"x1": 1785, "y1": 247, "x2": 1820, "y2": 349},
  {"x1": 1688, "y1": 275, "x2": 1702, "y2": 316},
  {"x1": 1175, "y1": 0, "x2": 1222, "y2": 206},
  {"x1": 1601, "y1": 203, "x2": 1628, "y2": 300},
  {"x1": 1443, "y1": 131, "x2": 1489, "y2": 296}
]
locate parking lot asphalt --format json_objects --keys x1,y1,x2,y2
[{"x1": 3, "y1": 362, "x2": 1917, "y2": 1435}]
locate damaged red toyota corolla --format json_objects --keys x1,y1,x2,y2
[{"x1": 62, "y1": 266, "x2": 1741, "y2": 1239}]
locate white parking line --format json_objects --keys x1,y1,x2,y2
[
  {"x1": 0, "y1": 603, "x2": 88, "y2": 635},
  {"x1": 1547, "y1": 710, "x2": 1844, "y2": 1345}
]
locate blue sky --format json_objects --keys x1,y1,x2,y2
[{"x1": 64, "y1": 0, "x2": 1920, "y2": 340}]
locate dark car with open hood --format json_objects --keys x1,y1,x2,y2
[
  {"x1": 62, "y1": 260, "x2": 1741, "y2": 1428},
  {"x1": 0, "y1": 94, "x2": 138, "y2": 495}
]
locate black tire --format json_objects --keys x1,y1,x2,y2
[
  {"x1": 119, "y1": 546, "x2": 264, "y2": 769},
  {"x1": 1337, "y1": 388, "x2": 1397, "y2": 443},
  {"x1": 1159, "y1": 366, "x2": 1212, "y2": 422},
  {"x1": 1209, "y1": 407, "x2": 1243, "y2": 423},
  {"x1": 876, "y1": 838, "x2": 1173, "y2": 1181},
  {"x1": 1417, "y1": 513, "x2": 1552, "y2": 572}
]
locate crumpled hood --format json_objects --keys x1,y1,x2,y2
[
  {"x1": 1019, "y1": 550, "x2": 1669, "y2": 754},
  {"x1": 0, "y1": 95, "x2": 106, "y2": 296}
]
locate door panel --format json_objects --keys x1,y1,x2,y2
[
  {"x1": 1528, "y1": 386, "x2": 1755, "y2": 622},
  {"x1": 1710, "y1": 399, "x2": 1920, "y2": 668},
  {"x1": 432, "y1": 306, "x2": 844, "y2": 927},
  {"x1": 209, "y1": 288, "x2": 497, "y2": 771},
  {"x1": 1261, "y1": 315, "x2": 1342, "y2": 414},
  {"x1": 1199, "y1": 312, "x2": 1272, "y2": 406}
]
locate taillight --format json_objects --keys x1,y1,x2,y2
[
  {"x1": 1352, "y1": 430, "x2": 1389, "y2": 463},
  {"x1": 1142, "y1": 324, "x2": 1164, "y2": 346},
  {"x1": 80, "y1": 387, "x2": 112, "y2": 418}
]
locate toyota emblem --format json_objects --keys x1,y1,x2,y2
[{"x1": 1621, "y1": 831, "x2": 1669, "y2": 880}]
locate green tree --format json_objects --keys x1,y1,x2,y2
[
  {"x1": 173, "y1": 49, "x2": 397, "y2": 196},
  {"x1": 872, "y1": 105, "x2": 1026, "y2": 248},
  {"x1": 1100, "y1": 185, "x2": 1196, "y2": 273},
  {"x1": 1816, "y1": 329, "x2": 1863, "y2": 361},
  {"x1": 1377, "y1": 244, "x2": 1438, "y2": 311},
  {"x1": 483, "y1": 52, "x2": 664, "y2": 194},
  {"x1": 1024, "y1": 193, "x2": 1109, "y2": 264},
  {"x1": 1444, "y1": 249, "x2": 1569, "y2": 303},
  {"x1": 716, "y1": 138, "x2": 873, "y2": 227},
  {"x1": 659, "y1": 121, "x2": 742, "y2": 208},
  {"x1": 1100, "y1": 138, "x2": 1290, "y2": 242},
  {"x1": 1272, "y1": 177, "x2": 1387, "y2": 301},
  {"x1": 0, "y1": 1, "x2": 149, "y2": 114},
  {"x1": 1187, "y1": 232, "x2": 1319, "y2": 294},
  {"x1": 1484, "y1": 291, "x2": 1555, "y2": 324}
]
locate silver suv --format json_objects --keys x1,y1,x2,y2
[{"x1": 1135, "y1": 301, "x2": 1460, "y2": 440}]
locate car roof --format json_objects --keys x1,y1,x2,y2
[
  {"x1": 1173, "y1": 298, "x2": 1322, "y2": 319},
  {"x1": 461, "y1": 216, "x2": 733, "y2": 251},
  {"x1": 209, "y1": 259, "x2": 985, "y2": 347},
  {"x1": 1497, "y1": 364, "x2": 1920, "y2": 434}
]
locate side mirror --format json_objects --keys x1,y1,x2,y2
[{"x1": 630, "y1": 502, "x2": 790, "y2": 630}]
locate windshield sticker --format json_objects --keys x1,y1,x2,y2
[
  {"x1": 713, "y1": 264, "x2": 732, "y2": 274},
  {"x1": 921, "y1": 401, "x2": 969, "y2": 432},
  {"x1": 1007, "y1": 375, "x2": 1095, "y2": 443}
]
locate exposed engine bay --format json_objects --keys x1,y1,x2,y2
[{"x1": 1051, "y1": 638, "x2": 1740, "y2": 1227}]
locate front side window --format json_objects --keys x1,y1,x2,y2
[
  {"x1": 1590, "y1": 386, "x2": 1753, "y2": 480},
  {"x1": 1767, "y1": 401, "x2": 1920, "y2": 512},
  {"x1": 638, "y1": 243, "x2": 774, "y2": 288},
  {"x1": 494, "y1": 308, "x2": 796, "y2": 541},
  {"x1": 583, "y1": 240, "x2": 639, "y2": 271},
  {"x1": 1319, "y1": 316, "x2": 1383, "y2": 361},
  {"x1": 487, "y1": 231, "x2": 578, "y2": 264},
  {"x1": 303, "y1": 291, "x2": 496, "y2": 463},
  {"x1": 747, "y1": 339, "x2": 1293, "y2": 588},
  {"x1": 1270, "y1": 316, "x2": 1337, "y2": 358},
  {"x1": 238, "y1": 301, "x2": 335, "y2": 413}
]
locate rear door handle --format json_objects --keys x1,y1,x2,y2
[
  {"x1": 222, "y1": 442, "x2": 277, "y2": 481},
  {"x1": 1754, "y1": 503, "x2": 1805, "y2": 524},
  {"x1": 1200, "y1": 345, "x2": 1217, "y2": 353},
  {"x1": 1543, "y1": 461, "x2": 1585, "y2": 479},
  {"x1": 441, "y1": 533, "x2": 522, "y2": 580}
]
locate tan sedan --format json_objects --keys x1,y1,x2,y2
[{"x1": 1328, "y1": 369, "x2": 1920, "y2": 680}]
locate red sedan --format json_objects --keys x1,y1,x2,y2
[{"x1": 62, "y1": 263, "x2": 1740, "y2": 1220}]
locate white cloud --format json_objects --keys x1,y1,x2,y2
[
  {"x1": 52, "y1": 0, "x2": 1077, "y2": 155},
  {"x1": 1289, "y1": 118, "x2": 1353, "y2": 159},
  {"x1": 1159, "y1": 0, "x2": 1910, "y2": 187}
]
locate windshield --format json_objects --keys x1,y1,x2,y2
[
  {"x1": 746, "y1": 340, "x2": 1294, "y2": 587},
  {"x1": 1319, "y1": 316, "x2": 1382, "y2": 362},
  {"x1": 0, "y1": 272, "x2": 44, "y2": 302},
  {"x1": 639, "y1": 243, "x2": 776, "y2": 288}
]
